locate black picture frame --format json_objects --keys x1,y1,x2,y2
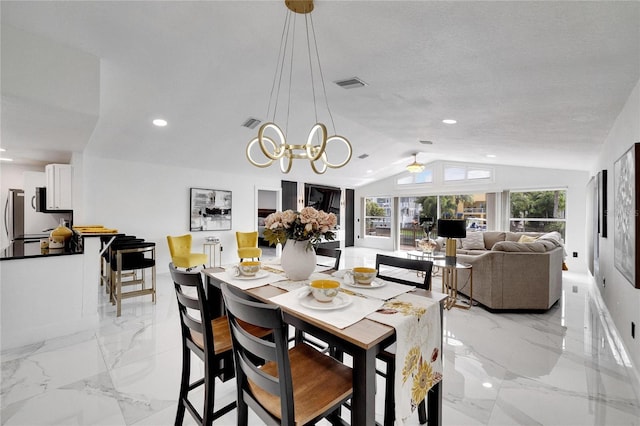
[
  {"x1": 598, "y1": 169, "x2": 608, "y2": 238},
  {"x1": 613, "y1": 143, "x2": 640, "y2": 289},
  {"x1": 190, "y1": 188, "x2": 232, "y2": 231}
]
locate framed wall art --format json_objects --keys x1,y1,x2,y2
[
  {"x1": 613, "y1": 143, "x2": 640, "y2": 289},
  {"x1": 598, "y1": 169, "x2": 608, "y2": 238},
  {"x1": 190, "y1": 188, "x2": 232, "y2": 231}
]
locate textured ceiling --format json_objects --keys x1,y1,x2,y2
[{"x1": 1, "y1": 1, "x2": 639, "y2": 188}]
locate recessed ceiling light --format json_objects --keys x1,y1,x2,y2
[
  {"x1": 0, "y1": 158, "x2": 14, "y2": 162},
  {"x1": 486, "y1": 154, "x2": 496, "y2": 158},
  {"x1": 152, "y1": 118, "x2": 168, "y2": 127},
  {"x1": 482, "y1": 382, "x2": 493, "y2": 388},
  {"x1": 442, "y1": 119, "x2": 457, "y2": 124},
  {"x1": 366, "y1": 169, "x2": 373, "y2": 174},
  {"x1": 0, "y1": 148, "x2": 5, "y2": 152}
]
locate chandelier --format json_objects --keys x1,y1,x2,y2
[
  {"x1": 406, "y1": 153, "x2": 425, "y2": 173},
  {"x1": 246, "y1": 0, "x2": 352, "y2": 174}
]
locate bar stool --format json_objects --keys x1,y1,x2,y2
[{"x1": 110, "y1": 239, "x2": 156, "y2": 316}]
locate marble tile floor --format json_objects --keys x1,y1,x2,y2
[{"x1": 2, "y1": 247, "x2": 639, "y2": 425}]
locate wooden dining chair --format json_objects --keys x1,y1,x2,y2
[
  {"x1": 375, "y1": 254, "x2": 434, "y2": 426},
  {"x1": 220, "y1": 282, "x2": 353, "y2": 426},
  {"x1": 315, "y1": 246, "x2": 342, "y2": 270},
  {"x1": 169, "y1": 264, "x2": 271, "y2": 425}
]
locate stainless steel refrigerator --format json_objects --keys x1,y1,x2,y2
[{"x1": 4, "y1": 188, "x2": 25, "y2": 242}]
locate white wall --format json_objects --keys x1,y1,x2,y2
[
  {"x1": 593, "y1": 78, "x2": 640, "y2": 371},
  {"x1": 354, "y1": 162, "x2": 589, "y2": 263},
  {"x1": 82, "y1": 155, "x2": 283, "y2": 269}
]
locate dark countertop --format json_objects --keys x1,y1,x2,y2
[{"x1": 1, "y1": 239, "x2": 83, "y2": 261}]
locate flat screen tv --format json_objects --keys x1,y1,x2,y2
[{"x1": 305, "y1": 183, "x2": 341, "y2": 221}]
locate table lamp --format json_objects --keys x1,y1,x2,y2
[{"x1": 437, "y1": 219, "x2": 467, "y2": 266}]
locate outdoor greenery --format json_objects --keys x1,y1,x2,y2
[
  {"x1": 366, "y1": 199, "x2": 386, "y2": 217},
  {"x1": 510, "y1": 191, "x2": 565, "y2": 218},
  {"x1": 415, "y1": 194, "x2": 475, "y2": 220}
]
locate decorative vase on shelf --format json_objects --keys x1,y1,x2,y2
[
  {"x1": 280, "y1": 239, "x2": 316, "y2": 281},
  {"x1": 49, "y1": 218, "x2": 73, "y2": 249}
]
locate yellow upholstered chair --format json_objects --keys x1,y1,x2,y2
[
  {"x1": 235, "y1": 231, "x2": 262, "y2": 261},
  {"x1": 167, "y1": 234, "x2": 208, "y2": 270}
]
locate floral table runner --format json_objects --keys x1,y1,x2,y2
[{"x1": 367, "y1": 293, "x2": 443, "y2": 425}]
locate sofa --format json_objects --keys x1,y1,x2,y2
[{"x1": 436, "y1": 231, "x2": 564, "y2": 311}]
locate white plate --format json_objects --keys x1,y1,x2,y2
[
  {"x1": 331, "y1": 269, "x2": 348, "y2": 278},
  {"x1": 227, "y1": 269, "x2": 269, "y2": 280},
  {"x1": 344, "y1": 278, "x2": 386, "y2": 289},
  {"x1": 299, "y1": 293, "x2": 352, "y2": 311}
]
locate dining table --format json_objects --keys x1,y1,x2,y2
[{"x1": 203, "y1": 264, "x2": 447, "y2": 426}]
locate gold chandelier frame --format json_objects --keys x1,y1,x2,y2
[{"x1": 246, "y1": 0, "x2": 352, "y2": 174}]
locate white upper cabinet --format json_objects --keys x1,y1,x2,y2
[{"x1": 45, "y1": 164, "x2": 73, "y2": 210}]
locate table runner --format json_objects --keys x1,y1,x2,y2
[
  {"x1": 367, "y1": 293, "x2": 443, "y2": 425},
  {"x1": 268, "y1": 287, "x2": 384, "y2": 329}
]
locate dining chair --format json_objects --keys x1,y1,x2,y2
[
  {"x1": 220, "y1": 282, "x2": 353, "y2": 426},
  {"x1": 315, "y1": 246, "x2": 342, "y2": 270},
  {"x1": 110, "y1": 238, "x2": 156, "y2": 317},
  {"x1": 169, "y1": 264, "x2": 271, "y2": 425},
  {"x1": 235, "y1": 231, "x2": 262, "y2": 261},
  {"x1": 167, "y1": 234, "x2": 208, "y2": 270},
  {"x1": 375, "y1": 254, "x2": 434, "y2": 426}
]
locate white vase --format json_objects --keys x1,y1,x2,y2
[{"x1": 281, "y1": 239, "x2": 317, "y2": 281}]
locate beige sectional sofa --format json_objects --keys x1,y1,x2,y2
[{"x1": 441, "y1": 231, "x2": 564, "y2": 310}]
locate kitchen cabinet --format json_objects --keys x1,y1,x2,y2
[{"x1": 45, "y1": 164, "x2": 73, "y2": 210}]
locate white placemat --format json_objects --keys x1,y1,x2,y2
[
  {"x1": 208, "y1": 270, "x2": 284, "y2": 290},
  {"x1": 263, "y1": 261, "x2": 334, "y2": 274},
  {"x1": 269, "y1": 287, "x2": 384, "y2": 329},
  {"x1": 341, "y1": 277, "x2": 415, "y2": 301},
  {"x1": 269, "y1": 272, "x2": 333, "y2": 292},
  {"x1": 367, "y1": 293, "x2": 442, "y2": 425}
]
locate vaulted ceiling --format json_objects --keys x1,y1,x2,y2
[{"x1": 2, "y1": 1, "x2": 639, "y2": 188}]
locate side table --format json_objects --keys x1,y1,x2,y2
[
  {"x1": 407, "y1": 250, "x2": 445, "y2": 277},
  {"x1": 203, "y1": 241, "x2": 221, "y2": 268},
  {"x1": 432, "y1": 259, "x2": 473, "y2": 310}
]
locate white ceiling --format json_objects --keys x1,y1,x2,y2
[{"x1": 1, "y1": 1, "x2": 639, "y2": 188}]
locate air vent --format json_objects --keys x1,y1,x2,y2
[
  {"x1": 241, "y1": 117, "x2": 261, "y2": 129},
  {"x1": 358, "y1": 153, "x2": 369, "y2": 159},
  {"x1": 419, "y1": 140, "x2": 433, "y2": 145},
  {"x1": 334, "y1": 77, "x2": 367, "y2": 89}
]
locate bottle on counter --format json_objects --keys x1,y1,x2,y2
[{"x1": 49, "y1": 218, "x2": 73, "y2": 249}]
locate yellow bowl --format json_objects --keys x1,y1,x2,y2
[
  {"x1": 352, "y1": 267, "x2": 377, "y2": 285},
  {"x1": 239, "y1": 261, "x2": 261, "y2": 276},
  {"x1": 309, "y1": 279, "x2": 340, "y2": 302}
]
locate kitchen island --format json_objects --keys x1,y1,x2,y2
[{"x1": 0, "y1": 233, "x2": 103, "y2": 350}]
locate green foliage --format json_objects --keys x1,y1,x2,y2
[
  {"x1": 366, "y1": 199, "x2": 386, "y2": 217},
  {"x1": 510, "y1": 190, "x2": 566, "y2": 218}
]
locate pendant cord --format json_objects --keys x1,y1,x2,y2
[
  {"x1": 310, "y1": 12, "x2": 337, "y2": 134},
  {"x1": 305, "y1": 13, "x2": 318, "y2": 125},
  {"x1": 268, "y1": 10, "x2": 291, "y2": 123}
]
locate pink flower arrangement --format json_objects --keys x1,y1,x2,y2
[{"x1": 263, "y1": 207, "x2": 337, "y2": 248}]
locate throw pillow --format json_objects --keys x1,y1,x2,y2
[
  {"x1": 518, "y1": 235, "x2": 538, "y2": 243},
  {"x1": 461, "y1": 232, "x2": 485, "y2": 250}
]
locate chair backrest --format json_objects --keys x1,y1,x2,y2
[
  {"x1": 315, "y1": 246, "x2": 341, "y2": 270},
  {"x1": 235, "y1": 231, "x2": 258, "y2": 249},
  {"x1": 167, "y1": 234, "x2": 193, "y2": 259},
  {"x1": 169, "y1": 263, "x2": 212, "y2": 355},
  {"x1": 375, "y1": 254, "x2": 433, "y2": 290},
  {"x1": 220, "y1": 282, "x2": 296, "y2": 424}
]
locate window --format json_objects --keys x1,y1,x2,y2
[
  {"x1": 365, "y1": 197, "x2": 391, "y2": 238},
  {"x1": 443, "y1": 165, "x2": 493, "y2": 182},
  {"x1": 397, "y1": 168, "x2": 434, "y2": 185},
  {"x1": 509, "y1": 190, "x2": 566, "y2": 238}
]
